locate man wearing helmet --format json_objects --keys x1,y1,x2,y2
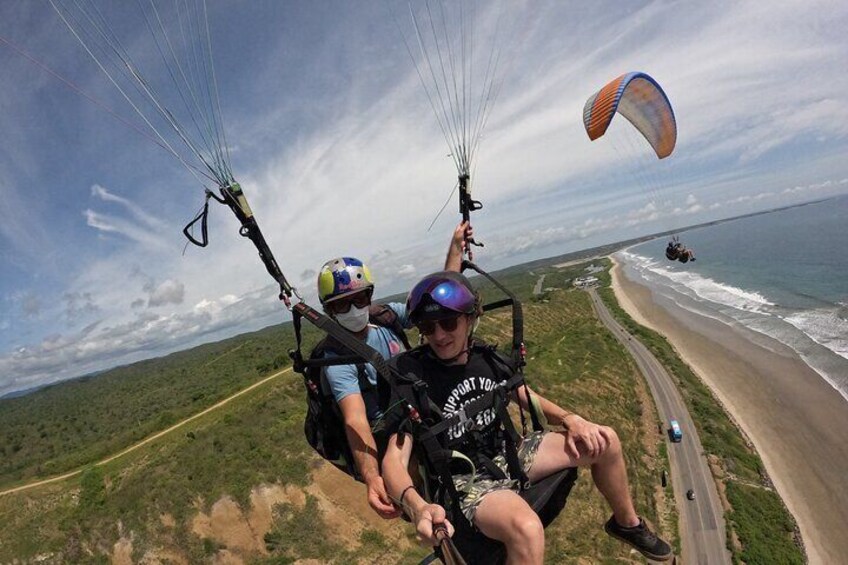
[
  {"x1": 316, "y1": 222, "x2": 471, "y2": 519},
  {"x1": 380, "y1": 271, "x2": 673, "y2": 563}
]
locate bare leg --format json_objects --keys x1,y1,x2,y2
[
  {"x1": 474, "y1": 489, "x2": 545, "y2": 565},
  {"x1": 527, "y1": 429, "x2": 639, "y2": 527}
]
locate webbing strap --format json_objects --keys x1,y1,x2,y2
[
  {"x1": 389, "y1": 373, "x2": 460, "y2": 502},
  {"x1": 426, "y1": 372, "x2": 525, "y2": 437},
  {"x1": 476, "y1": 455, "x2": 507, "y2": 481},
  {"x1": 462, "y1": 260, "x2": 523, "y2": 364},
  {"x1": 290, "y1": 303, "x2": 409, "y2": 379},
  {"x1": 290, "y1": 302, "x2": 393, "y2": 383},
  {"x1": 462, "y1": 260, "x2": 546, "y2": 435},
  {"x1": 182, "y1": 191, "x2": 213, "y2": 247},
  {"x1": 414, "y1": 424, "x2": 461, "y2": 501},
  {"x1": 493, "y1": 392, "x2": 529, "y2": 488},
  {"x1": 218, "y1": 184, "x2": 295, "y2": 299},
  {"x1": 485, "y1": 350, "x2": 544, "y2": 434},
  {"x1": 300, "y1": 354, "x2": 364, "y2": 368}
]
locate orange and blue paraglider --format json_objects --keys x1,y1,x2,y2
[{"x1": 583, "y1": 72, "x2": 677, "y2": 159}]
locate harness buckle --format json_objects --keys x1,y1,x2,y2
[{"x1": 456, "y1": 406, "x2": 477, "y2": 431}]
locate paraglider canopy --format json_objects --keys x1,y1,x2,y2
[{"x1": 583, "y1": 72, "x2": 677, "y2": 159}]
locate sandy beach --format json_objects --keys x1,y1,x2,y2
[{"x1": 610, "y1": 257, "x2": 848, "y2": 565}]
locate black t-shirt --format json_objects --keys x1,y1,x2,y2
[{"x1": 381, "y1": 344, "x2": 511, "y2": 459}]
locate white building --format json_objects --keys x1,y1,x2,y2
[{"x1": 573, "y1": 276, "x2": 599, "y2": 288}]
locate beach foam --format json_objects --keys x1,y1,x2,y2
[
  {"x1": 622, "y1": 251, "x2": 776, "y2": 312},
  {"x1": 784, "y1": 304, "x2": 848, "y2": 360},
  {"x1": 618, "y1": 251, "x2": 848, "y2": 402}
]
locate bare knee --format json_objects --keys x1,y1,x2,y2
[
  {"x1": 606, "y1": 426, "x2": 621, "y2": 447},
  {"x1": 501, "y1": 513, "x2": 544, "y2": 564},
  {"x1": 506, "y1": 512, "x2": 544, "y2": 547},
  {"x1": 474, "y1": 492, "x2": 545, "y2": 564},
  {"x1": 603, "y1": 426, "x2": 622, "y2": 455}
]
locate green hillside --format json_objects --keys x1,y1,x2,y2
[
  {"x1": 0, "y1": 322, "x2": 320, "y2": 489},
  {"x1": 0, "y1": 258, "x2": 801, "y2": 563}
]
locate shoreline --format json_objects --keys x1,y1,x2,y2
[{"x1": 609, "y1": 255, "x2": 848, "y2": 565}]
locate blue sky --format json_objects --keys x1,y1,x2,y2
[{"x1": 1, "y1": 0, "x2": 847, "y2": 397}]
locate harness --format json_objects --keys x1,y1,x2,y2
[
  {"x1": 385, "y1": 344, "x2": 529, "y2": 493},
  {"x1": 288, "y1": 262, "x2": 577, "y2": 565},
  {"x1": 381, "y1": 261, "x2": 578, "y2": 565},
  {"x1": 291, "y1": 304, "x2": 411, "y2": 480}
]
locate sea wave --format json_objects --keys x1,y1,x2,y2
[
  {"x1": 784, "y1": 305, "x2": 848, "y2": 361},
  {"x1": 617, "y1": 251, "x2": 848, "y2": 402},
  {"x1": 620, "y1": 252, "x2": 776, "y2": 313}
]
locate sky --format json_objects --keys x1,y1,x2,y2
[{"x1": 1, "y1": 0, "x2": 847, "y2": 397}]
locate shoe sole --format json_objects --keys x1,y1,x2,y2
[{"x1": 604, "y1": 526, "x2": 674, "y2": 562}]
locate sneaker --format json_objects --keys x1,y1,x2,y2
[{"x1": 604, "y1": 515, "x2": 673, "y2": 561}]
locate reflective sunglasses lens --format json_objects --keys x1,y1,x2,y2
[{"x1": 330, "y1": 300, "x2": 353, "y2": 314}]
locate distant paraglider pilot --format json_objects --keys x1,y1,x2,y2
[
  {"x1": 677, "y1": 247, "x2": 696, "y2": 263},
  {"x1": 665, "y1": 240, "x2": 680, "y2": 261},
  {"x1": 665, "y1": 236, "x2": 696, "y2": 263}
]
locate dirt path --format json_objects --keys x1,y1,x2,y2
[{"x1": 0, "y1": 367, "x2": 292, "y2": 498}]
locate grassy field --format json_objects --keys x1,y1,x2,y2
[
  {"x1": 0, "y1": 321, "x2": 330, "y2": 490},
  {"x1": 0, "y1": 256, "x2": 797, "y2": 563}
]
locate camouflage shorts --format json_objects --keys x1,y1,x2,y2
[{"x1": 452, "y1": 431, "x2": 547, "y2": 523}]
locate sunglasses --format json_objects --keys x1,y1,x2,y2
[
  {"x1": 416, "y1": 315, "x2": 462, "y2": 336},
  {"x1": 328, "y1": 290, "x2": 372, "y2": 314}
]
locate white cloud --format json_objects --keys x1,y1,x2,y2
[
  {"x1": 0, "y1": 284, "x2": 283, "y2": 397},
  {"x1": 146, "y1": 279, "x2": 185, "y2": 308},
  {"x1": 91, "y1": 184, "x2": 165, "y2": 229},
  {"x1": 62, "y1": 291, "x2": 99, "y2": 323},
  {"x1": 2, "y1": 1, "x2": 848, "y2": 394},
  {"x1": 396, "y1": 264, "x2": 416, "y2": 278},
  {"x1": 84, "y1": 209, "x2": 171, "y2": 249}
]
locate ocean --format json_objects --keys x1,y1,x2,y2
[{"x1": 616, "y1": 194, "x2": 848, "y2": 402}]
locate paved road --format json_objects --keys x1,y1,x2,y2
[
  {"x1": 533, "y1": 274, "x2": 547, "y2": 296},
  {"x1": 587, "y1": 288, "x2": 730, "y2": 565}
]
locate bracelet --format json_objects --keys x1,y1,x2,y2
[{"x1": 400, "y1": 485, "x2": 417, "y2": 506}]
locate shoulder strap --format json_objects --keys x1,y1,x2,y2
[
  {"x1": 354, "y1": 362, "x2": 375, "y2": 392},
  {"x1": 388, "y1": 347, "x2": 442, "y2": 421},
  {"x1": 369, "y1": 304, "x2": 412, "y2": 350},
  {"x1": 480, "y1": 344, "x2": 544, "y2": 433},
  {"x1": 289, "y1": 302, "x2": 393, "y2": 383}
]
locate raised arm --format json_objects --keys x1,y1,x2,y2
[{"x1": 444, "y1": 221, "x2": 473, "y2": 272}]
